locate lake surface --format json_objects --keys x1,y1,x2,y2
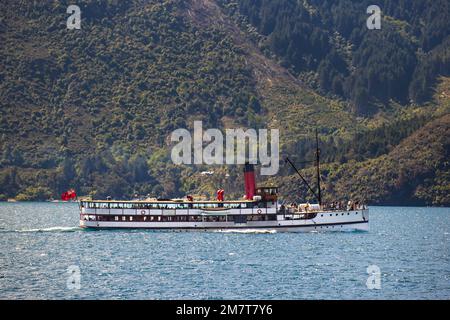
[{"x1": 0, "y1": 202, "x2": 449, "y2": 299}]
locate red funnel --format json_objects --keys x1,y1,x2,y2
[{"x1": 244, "y1": 163, "x2": 256, "y2": 200}]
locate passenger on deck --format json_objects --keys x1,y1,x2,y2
[{"x1": 347, "y1": 200, "x2": 353, "y2": 211}]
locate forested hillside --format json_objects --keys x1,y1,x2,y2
[
  {"x1": 0, "y1": 0, "x2": 449, "y2": 205},
  {"x1": 218, "y1": 0, "x2": 450, "y2": 114}
]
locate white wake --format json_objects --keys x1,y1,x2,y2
[
  {"x1": 15, "y1": 226, "x2": 81, "y2": 233},
  {"x1": 214, "y1": 229, "x2": 277, "y2": 234}
]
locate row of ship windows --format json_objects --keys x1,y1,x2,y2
[
  {"x1": 82, "y1": 215, "x2": 278, "y2": 222},
  {"x1": 315, "y1": 225, "x2": 344, "y2": 229},
  {"x1": 81, "y1": 202, "x2": 264, "y2": 209},
  {"x1": 321, "y1": 212, "x2": 358, "y2": 217}
]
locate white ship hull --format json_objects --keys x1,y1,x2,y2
[{"x1": 80, "y1": 208, "x2": 369, "y2": 232}]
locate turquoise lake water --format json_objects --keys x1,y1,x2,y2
[{"x1": 0, "y1": 202, "x2": 449, "y2": 299}]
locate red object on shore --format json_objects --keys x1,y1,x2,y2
[
  {"x1": 244, "y1": 163, "x2": 256, "y2": 200},
  {"x1": 61, "y1": 189, "x2": 77, "y2": 201}
]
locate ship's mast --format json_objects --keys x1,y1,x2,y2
[
  {"x1": 315, "y1": 129, "x2": 322, "y2": 207},
  {"x1": 285, "y1": 157, "x2": 319, "y2": 203},
  {"x1": 285, "y1": 129, "x2": 323, "y2": 205}
]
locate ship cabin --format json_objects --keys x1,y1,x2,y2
[
  {"x1": 78, "y1": 187, "x2": 280, "y2": 224},
  {"x1": 255, "y1": 186, "x2": 278, "y2": 202},
  {"x1": 80, "y1": 186, "x2": 278, "y2": 210}
]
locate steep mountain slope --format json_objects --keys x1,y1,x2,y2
[
  {"x1": 0, "y1": 0, "x2": 261, "y2": 198},
  {"x1": 218, "y1": 0, "x2": 450, "y2": 114},
  {"x1": 0, "y1": 0, "x2": 449, "y2": 205},
  {"x1": 272, "y1": 112, "x2": 450, "y2": 206}
]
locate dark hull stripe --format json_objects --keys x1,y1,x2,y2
[{"x1": 81, "y1": 220, "x2": 368, "y2": 230}]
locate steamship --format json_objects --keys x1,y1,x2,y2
[{"x1": 79, "y1": 136, "x2": 369, "y2": 232}]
